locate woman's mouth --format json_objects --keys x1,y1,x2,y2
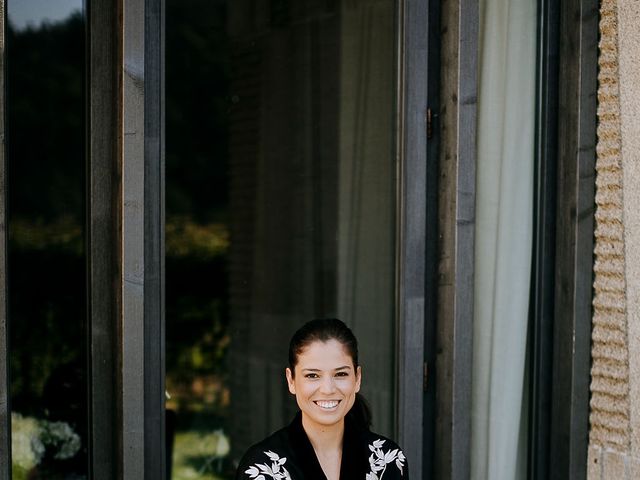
[{"x1": 314, "y1": 400, "x2": 340, "y2": 410}]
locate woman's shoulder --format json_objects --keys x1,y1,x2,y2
[
  {"x1": 235, "y1": 427, "x2": 295, "y2": 480},
  {"x1": 360, "y1": 429, "x2": 408, "y2": 479}
]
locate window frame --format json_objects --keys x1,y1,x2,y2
[
  {"x1": 395, "y1": 0, "x2": 430, "y2": 478},
  {"x1": 433, "y1": 0, "x2": 478, "y2": 478},
  {"x1": 547, "y1": 0, "x2": 598, "y2": 478},
  {"x1": 87, "y1": 0, "x2": 165, "y2": 477},
  {"x1": 0, "y1": 1, "x2": 8, "y2": 477},
  {"x1": 528, "y1": 0, "x2": 561, "y2": 477},
  {"x1": 5, "y1": 0, "x2": 607, "y2": 478},
  {"x1": 432, "y1": 0, "x2": 598, "y2": 479}
]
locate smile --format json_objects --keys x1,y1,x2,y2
[{"x1": 314, "y1": 400, "x2": 340, "y2": 410}]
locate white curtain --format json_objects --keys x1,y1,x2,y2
[{"x1": 471, "y1": 0, "x2": 536, "y2": 479}]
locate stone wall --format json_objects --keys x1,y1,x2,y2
[{"x1": 588, "y1": 0, "x2": 640, "y2": 477}]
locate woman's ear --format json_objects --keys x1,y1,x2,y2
[
  {"x1": 285, "y1": 367, "x2": 296, "y2": 395},
  {"x1": 355, "y1": 365, "x2": 362, "y2": 393}
]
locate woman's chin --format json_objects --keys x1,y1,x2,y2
[{"x1": 301, "y1": 406, "x2": 347, "y2": 428}]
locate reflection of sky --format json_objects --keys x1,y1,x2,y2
[{"x1": 8, "y1": 0, "x2": 83, "y2": 31}]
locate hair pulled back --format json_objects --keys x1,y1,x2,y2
[{"x1": 288, "y1": 318, "x2": 372, "y2": 429}]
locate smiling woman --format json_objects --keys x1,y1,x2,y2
[
  {"x1": 235, "y1": 319, "x2": 407, "y2": 480},
  {"x1": 285, "y1": 339, "x2": 362, "y2": 438}
]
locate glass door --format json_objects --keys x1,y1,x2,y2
[{"x1": 165, "y1": 1, "x2": 398, "y2": 478}]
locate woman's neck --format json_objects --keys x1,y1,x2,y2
[
  {"x1": 301, "y1": 415, "x2": 344, "y2": 453},
  {"x1": 302, "y1": 415, "x2": 344, "y2": 480}
]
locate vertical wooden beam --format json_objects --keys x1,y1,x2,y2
[
  {"x1": 88, "y1": 0, "x2": 123, "y2": 477},
  {"x1": 144, "y1": 0, "x2": 165, "y2": 477},
  {"x1": 436, "y1": 0, "x2": 478, "y2": 479},
  {"x1": 122, "y1": 0, "x2": 146, "y2": 476},
  {"x1": 0, "y1": 2, "x2": 9, "y2": 479},
  {"x1": 452, "y1": 2, "x2": 477, "y2": 477},
  {"x1": 121, "y1": 0, "x2": 165, "y2": 476},
  {"x1": 550, "y1": 0, "x2": 598, "y2": 478},
  {"x1": 90, "y1": 0, "x2": 164, "y2": 476},
  {"x1": 396, "y1": 0, "x2": 428, "y2": 478}
]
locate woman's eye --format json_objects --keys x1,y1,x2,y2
[
  {"x1": 305, "y1": 373, "x2": 319, "y2": 379},
  {"x1": 335, "y1": 371, "x2": 348, "y2": 377}
]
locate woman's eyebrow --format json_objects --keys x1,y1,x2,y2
[{"x1": 300, "y1": 366, "x2": 352, "y2": 372}]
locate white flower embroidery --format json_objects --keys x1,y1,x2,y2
[
  {"x1": 367, "y1": 439, "x2": 405, "y2": 479},
  {"x1": 244, "y1": 450, "x2": 292, "y2": 480}
]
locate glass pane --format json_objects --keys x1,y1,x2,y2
[
  {"x1": 7, "y1": 1, "x2": 87, "y2": 479},
  {"x1": 166, "y1": 1, "x2": 396, "y2": 478}
]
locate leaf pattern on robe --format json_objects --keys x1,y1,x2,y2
[
  {"x1": 367, "y1": 439, "x2": 405, "y2": 479},
  {"x1": 244, "y1": 450, "x2": 292, "y2": 480}
]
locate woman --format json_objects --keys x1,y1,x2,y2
[{"x1": 236, "y1": 318, "x2": 407, "y2": 480}]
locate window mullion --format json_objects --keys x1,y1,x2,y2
[
  {"x1": 88, "y1": 0, "x2": 123, "y2": 477},
  {"x1": 0, "y1": 1, "x2": 10, "y2": 477}
]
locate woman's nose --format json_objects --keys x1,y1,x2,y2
[{"x1": 319, "y1": 376, "x2": 336, "y2": 393}]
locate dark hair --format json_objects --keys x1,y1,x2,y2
[{"x1": 288, "y1": 318, "x2": 372, "y2": 429}]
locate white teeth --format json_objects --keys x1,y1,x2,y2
[{"x1": 315, "y1": 401, "x2": 339, "y2": 409}]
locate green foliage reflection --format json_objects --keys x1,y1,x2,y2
[{"x1": 165, "y1": 0, "x2": 232, "y2": 478}]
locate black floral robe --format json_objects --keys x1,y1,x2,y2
[{"x1": 236, "y1": 412, "x2": 408, "y2": 480}]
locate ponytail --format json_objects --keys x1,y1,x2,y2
[{"x1": 348, "y1": 393, "x2": 372, "y2": 430}]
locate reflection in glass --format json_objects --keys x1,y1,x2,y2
[
  {"x1": 7, "y1": 2, "x2": 87, "y2": 479},
  {"x1": 8, "y1": 0, "x2": 82, "y2": 32},
  {"x1": 166, "y1": 2, "x2": 396, "y2": 479}
]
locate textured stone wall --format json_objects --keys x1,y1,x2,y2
[
  {"x1": 618, "y1": 0, "x2": 640, "y2": 471},
  {"x1": 588, "y1": 0, "x2": 640, "y2": 477}
]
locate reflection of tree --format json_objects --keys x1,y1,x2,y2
[
  {"x1": 8, "y1": 2, "x2": 234, "y2": 476},
  {"x1": 7, "y1": 14, "x2": 85, "y2": 222},
  {"x1": 165, "y1": 0, "x2": 231, "y2": 438},
  {"x1": 165, "y1": 3, "x2": 232, "y2": 476},
  {"x1": 166, "y1": 0, "x2": 229, "y2": 223},
  {"x1": 8, "y1": 11, "x2": 88, "y2": 478}
]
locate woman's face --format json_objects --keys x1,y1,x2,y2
[{"x1": 285, "y1": 339, "x2": 361, "y2": 431}]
